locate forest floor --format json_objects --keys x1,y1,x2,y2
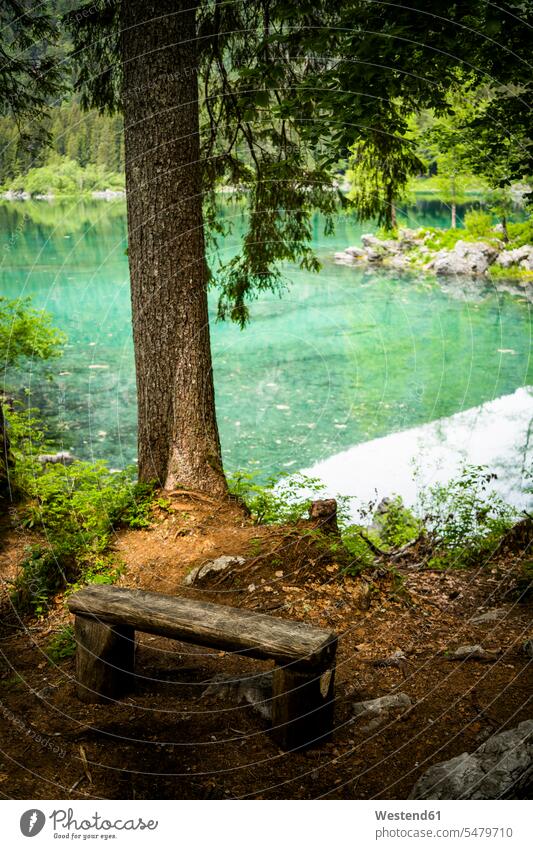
[{"x1": 0, "y1": 492, "x2": 531, "y2": 800}]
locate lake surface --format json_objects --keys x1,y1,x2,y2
[{"x1": 1, "y1": 198, "x2": 531, "y2": 510}]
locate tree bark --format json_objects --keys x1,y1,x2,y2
[
  {"x1": 120, "y1": 0, "x2": 227, "y2": 494},
  {"x1": 451, "y1": 202, "x2": 456, "y2": 229},
  {"x1": 501, "y1": 214, "x2": 509, "y2": 243}
]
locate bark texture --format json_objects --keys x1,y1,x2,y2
[{"x1": 121, "y1": 0, "x2": 226, "y2": 493}]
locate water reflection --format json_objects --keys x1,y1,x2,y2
[{"x1": 304, "y1": 387, "x2": 533, "y2": 516}]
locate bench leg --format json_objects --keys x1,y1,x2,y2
[
  {"x1": 271, "y1": 664, "x2": 335, "y2": 750},
  {"x1": 74, "y1": 615, "x2": 135, "y2": 703}
]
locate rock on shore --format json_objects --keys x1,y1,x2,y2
[{"x1": 334, "y1": 228, "x2": 533, "y2": 277}]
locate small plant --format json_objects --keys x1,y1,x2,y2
[
  {"x1": 417, "y1": 465, "x2": 516, "y2": 567},
  {"x1": 376, "y1": 225, "x2": 399, "y2": 241},
  {"x1": 227, "y1": 471, "x2": 327, "y2": 524},
  {"x1": 341, "y1": 524, "x2": 377, "y2": 575},
  {"x1": 67, "y1": 556, "x2": 124, "y2": 596},
  {"x1": 46, "y1": 626, "x2": 76, "y2": 663},
  {"x1": 154, "y1": 496, "x2": 172, "y2": 513},
  {"x1": 11, "y1": 546, "x2": 66, "y2": 616},
  {"x1": 372, "y1": 496, "x2": 422, "y2": 548}
]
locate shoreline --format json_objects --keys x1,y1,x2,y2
[{"x1": 334, "y1": 227, "x2": 533, "y2": 281}]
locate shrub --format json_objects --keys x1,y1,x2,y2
[
  {"x1": 8, "y1": 156, "x2": 125, "y2": 197},
  {"x1": 507, "y1": 219, "x2": 533, "y2": 249},
  {"x1": 11, "y1": 546, "x2": 66, "y2": 616},
  {"x1": 227, "y1": 470, "x2": 327, "y2": 524},
  {"x1": 341, "y1": 524, "x2": 378, "y2": 575},
  {"x1": 464, "y1": 209, "x2": 494, "y2": 238},
  {"x1": 5, "y1": 404, "x2": 155, "y2": 614},
  {"x1": 417, "y1": 465, "x2": 516, "y2": 566},
  {"x1": 0, "y1": 297, "x2": 65, "y2": 370},
  {"x1": 373, "y1": 496, "x2": 422, "y2": 548},
  {"x1": 422, "y1": 227, "x2": 465, "y2": 251}
]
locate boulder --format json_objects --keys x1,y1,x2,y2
[
  {"x1": 409, "y1": 720, "x2": 533, "y2": 799},
  {"x1": 361, "y1": 234, "x2": 399, "y2": 259},
  {"x1": 333, "y1": 247, "x2": 367, "y2": 265},
  {"x1": 345, "y1": 245, "x2": 367, "y2": 258},
  {"x1": 431, "y1": 241, "x2": 499, "y2": 276},
  {"x1": 398, "y1": 228, "x2": 425, "y2": 248},
  {"x1": 361, "y1": 233, "x2": 382, "y2": 249},
  {"x1": 496, "y1": 245, "x2": 533, "y2": 271},
  {"x1": 183, "y1": 555, "x2": 245, "y2": 586},
  {"x1": 387, "y1": 253, "x2": 410, "y2": 270},
  {"x1": 308, "y1": 498, "x2": 339, "y2": 534},
  {"x1": 366, "y1": 248, "x2": 385, "y2": 262}
]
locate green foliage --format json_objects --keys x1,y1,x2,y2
[
  {"x1": 0, "y1": 100, "x2": 125, "y2": 185},
  {"x1": 228, "y1": 471, "x2": 327, "y2": 524},
  {"x1": 488, "y1": 264, "x2": 533, "y2": 281},
  {"x1": 347, "y1": 137, "x2": 424, "y2": 227},
  {"x1": 5, "y1": 404, "x2": 156, "y2": 614},
  {"x1": 376, "y1": 226, "x2": 399, "y2": 241},
  {"x1": 66, "y1": 556, "x2": 124, "y2": 595},
  {"x1": 421, "y1": 216, "x2": 504, "y2": 252},
  {"x1": 0, "y1": 297, "x2": 66, "y2": 370},
  {"x1": 422, "y1": 227, "x2": 466, "y2": 251},
  {"x1": 374, "y1": 497, "x2": 422, "y2": 548},
  {"x1": 341, "y1": 525, "x2": 377, "y2": 575},
  {"x1": 0, "y1": 1, "x2": 62, "y2": 119},
  {"x1": 410, "y1": 174, "x2": 487, "y2": 197},
  {"x1": 418, "y1": 465, "x2": 516, "y2": 568},
  {"x1": 507, "y1": 219, "x2": 533, "y2": 249},
  {"x1": 463, "y1": 210, "x2": 494, "y2": 238},
  {"x1": 11, "y1": 546, "x2": 66, "y2": 616},
  {"x1": 19, "y1": 460, "x2": 155, "y2": 552},
  {"x1": 5, "y1": 156, "x2": 124, "y2": 197},
  {"x1": 45, "y1": 626, "x2": 76, "y2": 663}
]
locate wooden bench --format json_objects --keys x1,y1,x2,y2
[{"x1": 68, "y1": 585, "x2": 338, "y2": 749}]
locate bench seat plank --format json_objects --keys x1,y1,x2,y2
[{"x1": 68, "y1": 585, "x2": 337, "y2": 670}]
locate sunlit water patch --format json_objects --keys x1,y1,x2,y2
[{"x1": 302, "y1": 387, "x2": 533, "y2": 518}]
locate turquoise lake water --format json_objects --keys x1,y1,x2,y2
[{"x1": 1, "y1": 198, "x2": 531, "y2": 504}]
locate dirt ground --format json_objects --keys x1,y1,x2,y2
[{"x1": 0, "y1": 492, "x2": 531, "y2": 800}]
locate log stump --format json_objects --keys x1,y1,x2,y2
[
  {"x1": 271, "y1": 663, "x2": 336, "y2": 750},
  {"x1": 308, "y1": 499, "x2": 339, "y2": 535},
  {"x1": 74, "y1": 616, "x2": 135, "y2": 703}
]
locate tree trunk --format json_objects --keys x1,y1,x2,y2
[
  {"x1": 0, "y1": 401, "x2": 12, "y2": 512},
  {"x1": 501, "y1": 214, "x2": 509, "y2": 243},
  {"x1": 390, "y1": 202, "x2": 397, "y2": 229},
  {"x1": 120, "y1": 0, "x2": 227, "y2": 494},
  {"x1": 451, "y1": 202, "x2": 456, "y2": 229}
]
